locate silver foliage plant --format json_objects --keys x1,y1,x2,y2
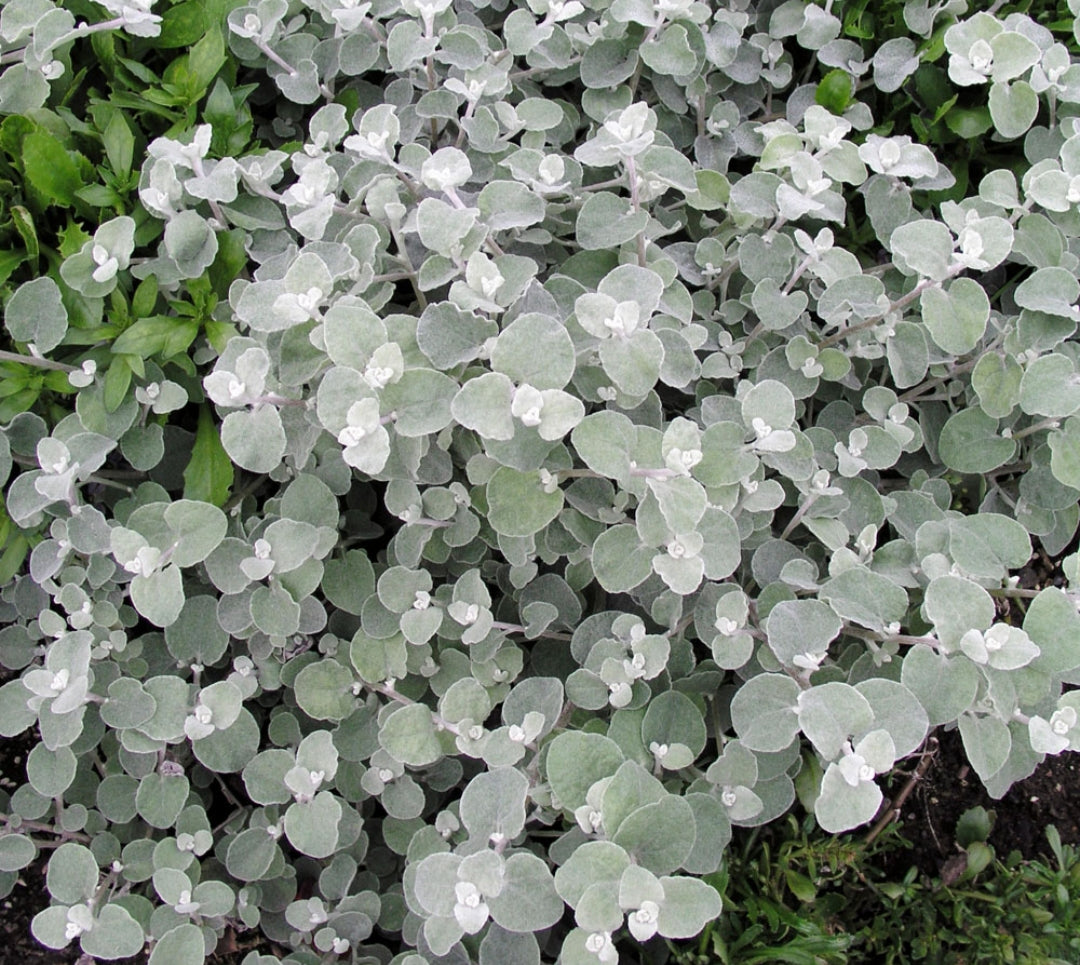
[{"x1": 4, "y1": 0, "x2": 1080, "y2": 962}]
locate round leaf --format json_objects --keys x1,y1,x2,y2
[
  {"x1": 546, "y1": 731, "x2": 624, "y2": 810},
  {"x1": 487, "y1": 852, "x2": 564, "y2": 931},
  {"x1": 165, "y1": 595, "x2": 229, "y2": 666},
  {"x1": 136, "y1": 773, "x2": 189, "y2": 829},
  {"x1": 381, "y1": 368, "x2": 457, "y2": 436},
  {"x1": 0, "y1": 834, "x2": 36, "y2": 872},
  {"x1": 890, "y1": 219, "x2": 954, "y2": 281},
  {"x1": 853, "y1": 679, "x2": 929, "y2": 757},
  {"x1": 487, "y1": 467, "x2": 564, "y2": 537},
  {"x1": 642, "y1": 691, "x2": 707, "y2": 762},
  {"x1": 164, "y1": 210, "x2": 219, "y2": 275},
  {"x1": 130, "y1": 565, "x2": 185, "y2": 628},
  {"x1": 294, "y1": 659, "x2": 356, "y2": 721},
  {"x1": 921, "y1": 277, "x2": 989, "y2": 354},
  {"x1": 938, "y1": 408, "x2": 1017, "y2": 474},
  {"x1": 1050, "y1": 418, "x2": 1080, "y2": 490},
  {"x1": 148, "y1": 923, "x2": 206, "y2": 965},
  {"x1": 1024, "y1": 587, "x2": 1080, "y2": 674},
  {"x1": 1021, "y1": 354, "x2": 1080, "y2": 418},
  {"x1": 988, "y1": 79, "x2": 1038, "y2": 139},
  {"x1": 460, "y1": 767, "x2": 529, "y2": 843},
  {"x1": 379, "y1": 702, "x2": 443, "y2": 767},
  {"x1": 592, "y1": 524, "x2": 653, "y2": 593},
  {"x1": 491, "y1": 313, "x2": 576, "y2": 390},
  {"x1": 730, "y1": 674, "x2": 800, "y2": 753},
  {"x1": 46, "y1": 842, "x2": 98, "y2": 904},
  {"x1": 611, "y1": 795, "x2": 695, "y2": 875},
  {"x1": 814, "y1": 763, "x2": 882, "y2": 832},
  {"x1": 226, "y1": 827, "x2": 280, "y2": 881},
  {"x1": 924, "y1": 575, "x2": 994, "y2": 648},
  {"x1": 599, "y1": 330, "x2": 664, "y2": 397},
  {"x1": 656, "y1": 876, "x2": 722, "y2": 939},
  {"x1": 765, "y1": 599, "x2": 842, "y2": 666},
  {"x1": 284, "y1": 791, "x2": 342, "y2": 858},
  {"x1": 192, "y1": 707, "x2": 260, "y2": 773},
  {"x1": 576, "y1": 192, "x2": 649, "y2": 250},
  {"x1": 796, "y1": 683, "x2": 874, "y2": 760},
  {"x1": 80, "y1": 904, "x2": 145, "y2": 960},
  {"x1": 221, "y1": 405, "x2": 286, "y2": 473},
  {"x1": 4, "y1": 276, "x2": 67, "y2": 353},
  {"x1": 27, "y1": 743, "x2": 77, "y2": 798}
]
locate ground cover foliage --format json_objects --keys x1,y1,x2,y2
[
  {"x1": 1, "y1": 0, "x2": 1080, "y2": 962},
  {"x1": 673, "y1": 807, "x2": 1080, "y2": 965}
]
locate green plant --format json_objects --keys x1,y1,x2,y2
[
  {"x1": 2, "y1": 0, "x2": 1080, "y2": 963},
  {"x1": 853, "y1": 818, "x2": 1080, "y2": 965},
  {"x1": 674, "y1": 810, "x2": 1080, "y2": 965},
  {"x1": 675, "y1": 814, "x2": 862, "y2": 965}
]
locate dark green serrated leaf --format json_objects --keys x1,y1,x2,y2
[{"x1": 22, "y1": 132, "x2": 83, "y2": 207}]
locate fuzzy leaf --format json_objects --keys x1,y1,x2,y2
[
  {"x1": 453, "y1": 372, "x2": 515, "y2": 440},
  {"x1": 45, "y1": 842, "x2": 97, "y2": 904},
  {"x1": 924, "y1": 575, "x2": 994, "y2": 649},
  {"x1": 958, "y1": 713, "x2": 1011, "y2": 783},
  {"x1": 148, "y1": 923, "x2": 205, "y2": 965},
  {"x1": 938, "y1": 408, "x2": 1017, "y2": 474},
  {"x1": 492, "y1": 313, "x2": 576, "y2": 390},
  {"x1": 487, "y1": 852, "x2": 564, "y2": 932},
  {"x1": 730, "y1": 674, "x2": 800, "y2": 752},
  {"x1": 656, "y1": 876, "x2": 722, "y2": 938},
  {"x1": 1049, "y1": 418, "x2": 1080, "y2": 490},
  {"x1": 294, "y1": 659, "x2": 356, "y2": 722},
  {"x1": 478, "y1": 180, "x2": 545, "y2": 230},
  {"x1": 854, "y1": 679, "x2": 929, "y2": 757},
  {"x1": 576, "y1": 192, "x2": 649, "y2": 250},
  {"x1": 136, "y1": 773, "x2": 189, "y2": 829},
  {"x1": 797, "y1": 683, "x2": 874, "y2": 760},
  {"x1": 4, "y1": 276, "x2": 67, "y2": 353},
  {"x1": 988, "y1": 80, "x2": 1038, "y2": 139},
  {"x1": 487, "y1": 467, "x2": 564, "y2": 537},
  {"x1": 612, "y1": 795, "x2": 695, "y2": 875},
  {"x1": 382, "y1": 369, "x2": 458, "y2": 436},
  {"x1": 130, "y1": 564, "x2": 185, "y2": 628},
  {"x1": 1024, "y1": 587, "x2": 1080, "y2": 674},
  {"x1": 547, "y1": 731, "x2": 624, "y2": 810},
  {"x1": 1020, "y1": 354, "x2": 1080, "y2": 418},
  {"x1": 814, "y1": 763, "x2": 882, "y2": 832},
  {"x1": 221, "y1": 405, "x2": 286, "y2": 473},
  {"x1": 1014, "y1": 267, "x2": 1080, "y2": 319},
  {"x1": 284, "y1": 792, "x2": 342, "y2": 858},
  {"x1": 379, "y1": 702, "x2": 443, "y2": 767},
  {"x1": 890, "y1": 219, "x2": 954, "y2": 280},
  {"x1": 921, "y1": 277, "x2": 989, "y2": 354},
  {"x1": 80, "y1": 904, "x2": 145, "y2": 960},
  {"x1": 592, "y1": 524, "x2": 654, "y2": 593},
  {"x1": 460, "y1": 767, "x2": 529, "y2": 843},
  {"x1": 766, "y1": 600, "x2": 842, "y2": 667}
]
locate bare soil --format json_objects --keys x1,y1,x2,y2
[{"x1": 881, "y1": 723, "x2": 1080, "y2": 878}]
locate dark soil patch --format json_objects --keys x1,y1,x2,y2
[
  {"x1": 881, "y1": 726, "x2": 1080, "y2": 879},
  {"x1": 1, "y1": 856, "x2": 70, "y2": 965}
]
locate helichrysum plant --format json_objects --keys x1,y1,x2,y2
[{"x1": 2, "y1": 0, "x2": 1080, "y2": 963}]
